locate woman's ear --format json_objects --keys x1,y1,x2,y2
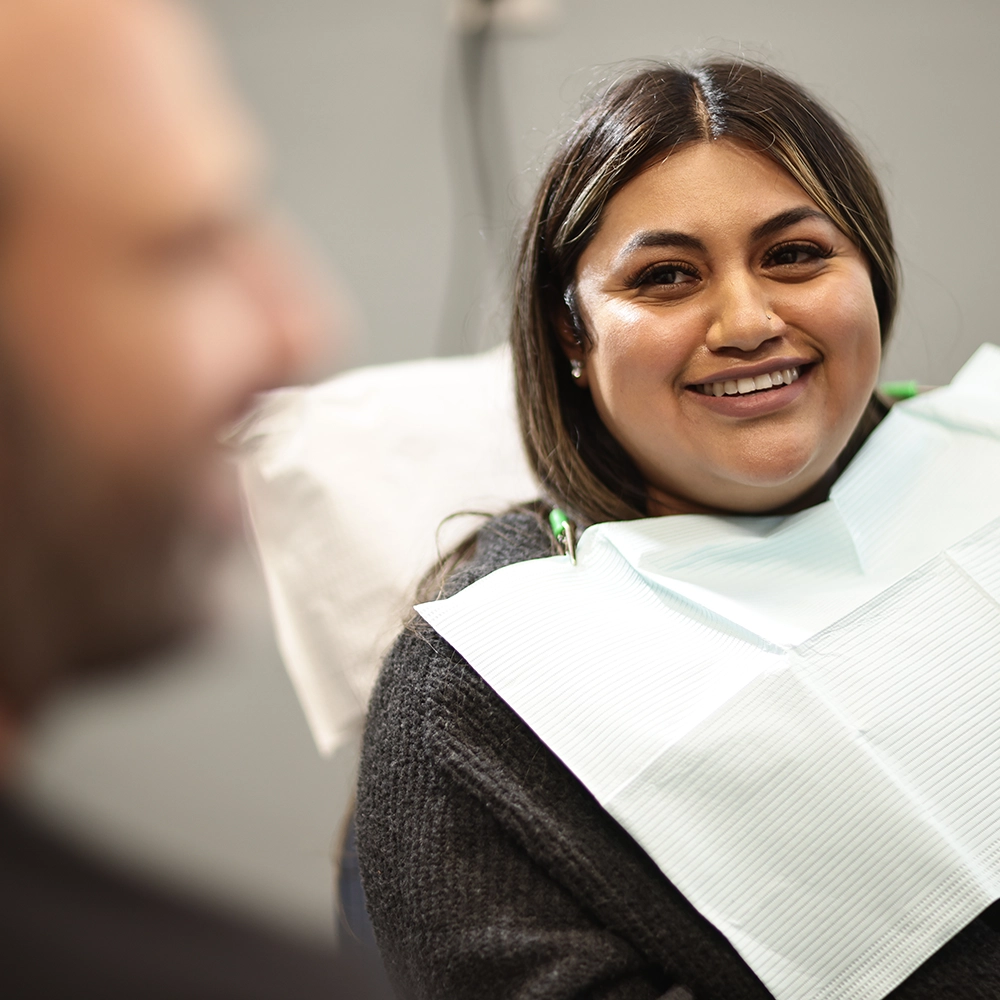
[
  {"x1": 556, "y1": 289, "x2": 590, "y2": 388},
  {"x1": 556, "y1": 318, "x2": 589, "y2": 388}
]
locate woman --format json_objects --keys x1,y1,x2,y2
[{"x1": 356, "y1": 61, "x2": 1000, "y2": 999}]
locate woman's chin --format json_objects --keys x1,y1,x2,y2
[
  {"x1": 718, "y1": 462, "x2": 835, "y2": 514},
  {"x1": 658, "y1": 455, "x2": 832, "y2": 515},
  {"x1": 720, "y1": 436, "x2": 833, "y2": 487}
]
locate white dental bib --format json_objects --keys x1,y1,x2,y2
[{"x1": 417, "y1": 344, "x2": 1000, "y2": 1000}]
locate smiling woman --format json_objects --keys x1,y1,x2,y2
[
  {"x1": 514, "y1": 61, "x2": 897, "y2": 526},
  {"x1": 566, "y1": 142, "x2": 882, "y2": 514},
  {"x1": 354, "y1": 62, "x2": 1000, "y2": 1000}
]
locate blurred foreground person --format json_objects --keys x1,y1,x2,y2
[{"x1": 0, "y1": 0, "x2": 372, "y2": 996}]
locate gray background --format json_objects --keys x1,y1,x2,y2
[{"x1": 13, "y1": 0, "x2": 1000, "y2": 947}]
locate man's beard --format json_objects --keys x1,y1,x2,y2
[{"x1": 0, "y1": 391, "x2": 228, "y2": 712}]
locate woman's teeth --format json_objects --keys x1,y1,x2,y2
[{"x1": 697, "y1": 366, "x2": 801, "y2": 397}]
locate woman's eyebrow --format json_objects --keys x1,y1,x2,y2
[
  {"x1": 616, "y1": 208, "x2": 832, "y2": 263},
  {"x1": 750, "y1": 207, "x2": 832, "y2": 243},
  {"x1": 617, "y1": 230, "x2": 706, "y2": 260}
]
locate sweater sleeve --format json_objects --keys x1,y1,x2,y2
[{"x1": 356, "y1": 619, "x2": 680, "y2": 1000}]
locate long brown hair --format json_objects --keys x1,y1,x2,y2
[{"x1": 512, "y1": 59, "x2": 899, "y2": 526}]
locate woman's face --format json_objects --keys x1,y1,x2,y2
[{"x1": 567, "y1": 140, "x2": 881, "y2": 514}]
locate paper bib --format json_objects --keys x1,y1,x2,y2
[{"x1": 418, "y1": 344, "x2": 1000, "y2": 1000}]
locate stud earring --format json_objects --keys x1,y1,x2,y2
[{"x1": 570, "y1": 359, "x2": 584, "y2": 380}]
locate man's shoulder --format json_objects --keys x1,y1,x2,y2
[{"x1": 0, "y1": 796, "x2": 358, "y2": 1000}]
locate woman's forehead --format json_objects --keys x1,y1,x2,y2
[{"x1": 597, "y1": 140, "x2": 821, "y2": 248}]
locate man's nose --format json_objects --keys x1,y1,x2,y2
[
  {"x1": 704, "y1": 272, "x2": 783, "y2": 354},
  {"x1": 238, "y1": 215, "x2": 338, "y2": 392}
]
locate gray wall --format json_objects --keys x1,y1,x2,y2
[
  {"x1": 198, "y1": 0, "x2": 1000, "y2": 383},
  {"x1": 15, "y1": 0, "x2": 1000, "y2": 946}
]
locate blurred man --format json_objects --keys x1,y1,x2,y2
[{"x1": 0, "y1": 0, "x2": 369, "y2": 995}]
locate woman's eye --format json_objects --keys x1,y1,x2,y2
[
  {"x1": 637, "y1": 265, "x2": 697, "y2": 287},
  {"x1": 765, "y1": 243, "x2": 829, "y2": 267}
]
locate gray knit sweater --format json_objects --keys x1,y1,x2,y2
[{"x1": 356, "y1": 510, "x2": 1000, "y2": 1000}]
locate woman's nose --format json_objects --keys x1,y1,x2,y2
[{"x1": 704, "y1": 273, "x2": 782, "y2": 354}]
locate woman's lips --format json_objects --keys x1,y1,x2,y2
[{"x1": 686, "y1": 364, "x2": 813, "y2": 417}]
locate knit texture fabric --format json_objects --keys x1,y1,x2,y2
[{"x1": 357, "y1": 510, "x2": 1000, "y2": 1000}]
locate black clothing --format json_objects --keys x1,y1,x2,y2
[
  {"x1": 357, "y1": 509, "x2": 1000, "y2": 1000},
  {"x1": 0, "y1": 794, "x2": 371, "y2": 999},
  {"x1": 339, "y1": 815, "x2": 393, "y2": 996}
]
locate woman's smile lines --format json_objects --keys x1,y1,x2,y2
[{"x1": 693, "y1": 366, "x2": 801, "y2": 397}]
